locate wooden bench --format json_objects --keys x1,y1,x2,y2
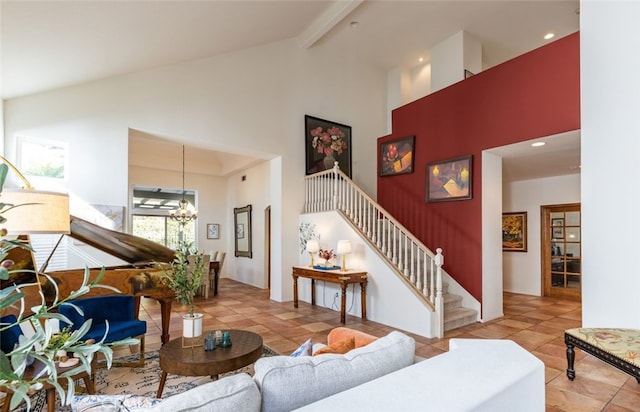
[{"x1": 565, "y1": 328, "x2": 640, "y2": 383}]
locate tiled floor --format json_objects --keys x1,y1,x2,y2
[{"x1": 137, "y1": 278, "x2": 640, "y2": 411}]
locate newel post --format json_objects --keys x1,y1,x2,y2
[{"x1": 435, "y1": 248, "x2": 444, "y2": 338}]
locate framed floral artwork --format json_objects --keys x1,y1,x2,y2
[
  {"x1": 380, "y1": 135, "x2": 415, "y2": 177},
  {"x1": 425, "y1": 155, "x2": 472, "y2": 202},
  {"x1": 304, "y1": 115, "x2": 352, "y2": 178},
  {"x1": 207, "y1": 223, "x2": 220, "y2": 239},
  {"x1": 502, "y1": 211, "x2": 528, "y2": 252}
]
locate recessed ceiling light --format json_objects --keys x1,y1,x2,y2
[
  {"x1": 418, "y1": 57, "x2": 424, "y2": 63},
  {"x1": 544, "y1": 33, "x2": 555, "y2": 40},
  {"x1": 531, "y1": 142, "x2": 546, "y2": 147},
  {"x1": 350, "y1": 21, "x2": 359, "y2": 29}
]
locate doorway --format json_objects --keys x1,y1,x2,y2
[{"x1": 541, "y1": 203, "x2": 581, "y2": 300}]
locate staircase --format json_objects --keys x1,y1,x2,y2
[
  {"x1": 443, "y1": 290, "x2": 478, "y2": 332},
  {"x1": 303, "y1": 164, "x2": 478, "y2": 337}
]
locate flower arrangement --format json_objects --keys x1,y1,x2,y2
[
  {"x1": 311, "y1": 126, "x2": 347, "y2": 158},
  {"x1": 318, "y1": 248, "x2": 336, "y2": 262}
]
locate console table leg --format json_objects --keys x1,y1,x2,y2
[
  {"x1": 340, "y1": 284, "x2": 347, "y2": 324},
  {"x1": 360, "y1": 281, "x2": 367, "y2": 320},
  {"x1": 566, "y1": 342, "x2": 576, "y2": 381},
  {"x1": 293, "y1": 275, "x2": 299, "y2": 308}
]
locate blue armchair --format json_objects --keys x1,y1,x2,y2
[
  {"x1": 0, "y1": 314, "x2": 23, "y2": 354},
  {"x1": 59, "y1": 294, "x2": 146, "y2": 368}
]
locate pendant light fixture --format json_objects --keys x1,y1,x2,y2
[{"x1": 169, "y1": 145, "x2": 197, "y2": 224}]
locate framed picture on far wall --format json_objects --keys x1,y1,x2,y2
[
  {"x1": 380, "y1": 135, "x2": 415, "y2": 177},
  {"x1": 207, "y1": 223, "x2": 220, "y2": 239},
  {"x1": 425, "y1": 155, "x2": 472, "y2": 202},
  {"x1": 304, "y1": 115, "x2": 352, "y2": 178},
  {"x1": 502, "y1": 212, "x2": 528, "y2": 252}
]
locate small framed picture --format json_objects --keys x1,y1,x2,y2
[
  {"x1": 425, "y1": 155, "x2": 472, "y2": 202},
  {"x1": 502, "y1": 212, "x2": 528, "y2": 252},
  {"x1": 379, "y1": 136, "x2": 415, "y2": 177},
  {"x1": 207, "y1": 223, "x2": 220, "y2": 239}
]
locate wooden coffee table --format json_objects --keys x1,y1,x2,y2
[{"x1": 156, "y1": 329, "x2": 263, "y2": 397}]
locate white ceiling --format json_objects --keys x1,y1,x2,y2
[{"x1": 1, "y1": 0, "x2": 581, "y2": 182}]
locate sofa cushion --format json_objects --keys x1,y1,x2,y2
[
  {"x1": 71, "y1": 374, "x2": 260, "y2": 412},
  {"x1": 254, "y1": 330, "x2": 415, "y2": 412},
  {"x1": 153, "y1": 373, "x2": 260, "y2": 412},
  {"x1": 312, "y1": 336, "x2": 355, "y2": 356}
]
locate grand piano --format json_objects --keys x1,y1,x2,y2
[{"x1": 43, "y1": 215, "x2": 177, "y2": 344}]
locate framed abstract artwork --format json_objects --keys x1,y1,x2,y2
[
  {"x1": 502, "y1": 211, "x2": 528, "y2": 252},
  {"x1": 304, "y1": 115, "x2": 352, "y2": 178},
  {"x1": 425, "y1": 155, "x2": 472, "y2": 202},
  {"x1": 379, "y1": 135, "x2": 415, "y2": 177}
]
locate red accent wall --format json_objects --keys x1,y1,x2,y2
[{"x1": 377, "y1": 32, "x2": 580, "y2": 303}]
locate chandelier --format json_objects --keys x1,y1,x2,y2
[{"x1": 169, "y1": 145, "x2": 198, "y2": 224}]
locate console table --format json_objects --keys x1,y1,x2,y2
[{"x1": 291, "y1": 266, "x2": 367, "y2": 324}]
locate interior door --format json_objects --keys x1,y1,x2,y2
[{"x1": 541, "y1": 203, "x2": 581, "y2": 300}]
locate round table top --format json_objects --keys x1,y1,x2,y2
[{"x1": 159, "y1": 329, "x2": 264, "y2": 377}]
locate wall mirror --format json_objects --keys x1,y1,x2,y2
[{"x1": 234, "y1": 204, "x2": 252, "y2": 258}]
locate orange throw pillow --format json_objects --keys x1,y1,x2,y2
[
  {"x1": 328, "y1": 327, "x2": 377, "y2": 348},
  {"x1": 313, "y1": 336, "x2": 356, "y2": 356}
]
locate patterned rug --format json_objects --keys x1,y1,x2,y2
[{"x1": 12, "y1": 345, "x2": 278, "y2": 412}]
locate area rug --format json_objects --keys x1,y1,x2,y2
[{"x1": 12, "y1": 345, "x2": 279, "y2": 412}]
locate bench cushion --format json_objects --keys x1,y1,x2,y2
[{"x1": 565, "y1": 328, "x2": 640, "y2": 368}]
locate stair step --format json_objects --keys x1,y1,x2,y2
[
  {"x1": 443, "y1": 293, "x2": 462, "y2": 311},
  {"x1": 444, "y1": 307, "x2": 478, "y2": 331}
]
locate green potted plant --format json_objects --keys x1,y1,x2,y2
[
  {"x1": 162, "y1": 243, "x2": 206, "y2": 338},
  {"x1": 0, "y1": 163, "x2": 136, "y2": 411}
]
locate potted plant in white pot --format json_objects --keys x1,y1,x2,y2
[{"x1": 162, "y1": 243, "x2": 206, "y2": 339}]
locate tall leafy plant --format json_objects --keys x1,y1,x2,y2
[
  {"x1": 0, "y1": 163, "x2": 137, "y2": 410},
  {"x1": 163, "y1": 243, "x2": 205, "y2": 317}
]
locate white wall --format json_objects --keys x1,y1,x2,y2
[
  {"x1": 502, "y1": 174, "x2": 580, "y2": 296},
  {"x1": 3, "y1": 37, "x2": 388, "y2": 302},
  {"x1": 581, "y1": 1, "x2": 640, "y2": 328},
  {"x1": 482, "y1": 151, "x2": 503, "y2": 321},
  {"x1": 299, "y1": 211, "x2": 435, "y2": 337},
  {"x1": 227, "y1": 161, "x2": 270, "y2": 289}
]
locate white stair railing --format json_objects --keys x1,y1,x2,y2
[{"x1": 304, "y1": 163, "x2": 445, "y2": 337}]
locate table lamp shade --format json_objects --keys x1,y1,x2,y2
[
  {"x1": 306, "y1": 239, "x2": 319, "y2": 253},
  {"x1": 336, "y1": 240, "x2": 352, "y2": 255},
  {"x1": 1, "y1": 189, "x2": 70, "y2": 234}
]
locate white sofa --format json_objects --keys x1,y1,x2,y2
[
  {"x1": 71, "y1": 333, "x2": 544, "y2": 412},
  {"x1": 296, "y1": 338, "x2": 545, "y2": 411}
]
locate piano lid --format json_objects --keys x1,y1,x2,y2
[{"x1": 69, "y1": 215, "x2": 176, "y2": 265}]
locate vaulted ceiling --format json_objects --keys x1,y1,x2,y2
[{"x1": 1, "y1": 0, "x2": 581, "y2": 181}]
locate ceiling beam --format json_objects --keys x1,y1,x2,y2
[{"x1": 298, "y1": 0, "x2": 364, "y2": 49}]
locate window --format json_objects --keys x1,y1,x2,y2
[
  {"x1": 132, "y1": 215, "x2": 195, "y2": 250},
  {"x1": 18, "y1": 137, "x2": 67, "y2": 180},
  {"x1": 131, "y1": 186, "x2": 197, "y2": 249}
]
